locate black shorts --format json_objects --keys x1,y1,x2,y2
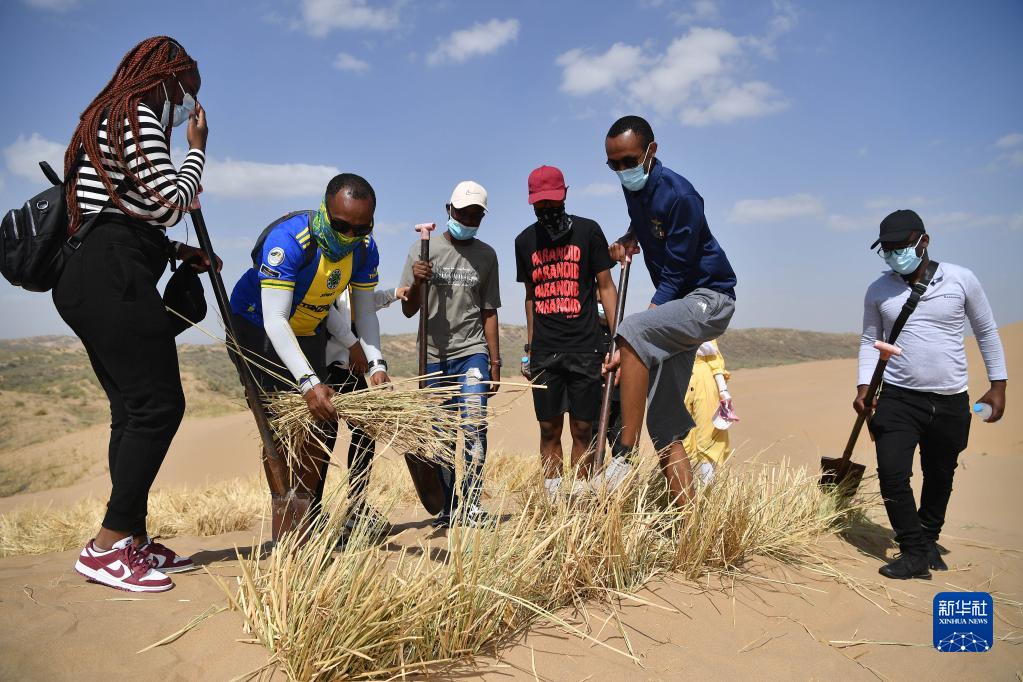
[
  {"x1": 232, "y1": 313, "x2": 327, "y2": 396},
  {"x1": 530, "y1": 351, "x2": 602, "y2": 422}
]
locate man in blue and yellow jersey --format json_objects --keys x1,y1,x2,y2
[{"x1": 230, "y1": 173, "x2": 389, "y2": 538}]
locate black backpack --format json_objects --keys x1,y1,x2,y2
[{"x1": 0, "y1": 158, "x2": 116, "y2": 292}]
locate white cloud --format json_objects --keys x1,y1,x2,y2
[
  {"x1": 672, "y1": 0, "x2": 720, "y2": 25},
  {"x1": 333, "y1": 52, "x2": 370, "y2": 73},
  {"x1": 826, "y1": 213, "x2": 864, "y2": 232},
  {"x1": 4, "y1": 133, "x2": 66, "y2": 181},
  {"x1": 556, "y1": 43, "x2": 645, "y2": 96},
  {"x1": 558, "y1": 19, "x2": 793, "y2": 126},
  {"x1": 928, "y1": 211, "x2": 1021, "y2": 231},
  {"x1": 200, "y1": 157, "x2": 341, "y2": 199},
  {"x1": 863, "y1": 196, "x2": 929, "y2": 211},
  {"x1": 579, "y1": 182, "x2": 619, "y2": 197},
  {"x1": 300, "y1": 0, "x2": 399, "y2": 37},
  {"x1": 995, "y1": 132, "x2": 1023, "y2": 148},
  {"x1": 681, "y1": 80, "x2": 787, "y2": 126},
  {"x1": 728, "y1": 193, "x2": 824, "y2": 224},
  {"x1": 426, "y1": 18, "x2": 520, "y2": 66},
  {"x1": 22, "y1": 0, "x2": 77, "y2": 10}
]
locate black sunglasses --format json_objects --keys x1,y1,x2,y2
[{"x1": 329, "y1": 216, "x2": 374, "y2": 237}]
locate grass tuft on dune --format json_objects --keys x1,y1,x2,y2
[{"x1": 221, "y1": 455, "x2": 863, "y2": 680}]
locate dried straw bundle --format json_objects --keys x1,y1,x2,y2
[{"x1": 263, "y1": 375, "x2": 488, "y2": 468}]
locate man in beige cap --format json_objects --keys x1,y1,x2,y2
[{"x1": 399, "y1": 181, "x2": 502, "y2": 528}]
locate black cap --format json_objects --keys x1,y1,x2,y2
[{"x1": 871, "y1": 209, "x2": 926, "y2": 249}]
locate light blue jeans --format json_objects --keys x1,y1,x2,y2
[{"x1": 425, "y1": 352, "x2": 490, "y2": 512}]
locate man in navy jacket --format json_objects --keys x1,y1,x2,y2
[{"x1": 602, "y1": 115, "x2": 737, "y2": 504}]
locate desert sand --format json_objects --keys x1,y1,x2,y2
[{"x1": 1, "y1": 325, "x2": 1019, "y2": 679}]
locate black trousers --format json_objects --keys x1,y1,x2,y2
[
  {"x1": 869, "y1": 383, "x2": 971, "y2": 557},
  {"x1": 52, "y1": 216, "x2": 183, "y2": 535},
  {"x1": 320, "y1": 363, "x2": 376, "y2": 509}
]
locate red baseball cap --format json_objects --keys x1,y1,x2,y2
[{"x1": 527, "y1": 165, "x2": 567, "y2": 204}]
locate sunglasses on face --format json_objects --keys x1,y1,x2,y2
[
  {"x1": 876, "y1": 234, "x2": 922, "y2": 258},
  {"x1": 329, "y1": 216, "x2": 374, "y2": 237}
]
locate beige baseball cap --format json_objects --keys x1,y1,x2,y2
[{"x1": 449, "y1": 180, "x2": 488, "y2": 210}]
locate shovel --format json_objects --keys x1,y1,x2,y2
[
  {"x1": 592, "y1": 254, "x2": 632, "y2": 472},
  {"x1": 188, "y1": 202, "x2": 305, "y2": 541},
  {"x1": 820, "y1": 341, "x2": 902, "y2": 497},
  {"x1": 404, "y1": 222, "x2": 447, "y2": 514}
]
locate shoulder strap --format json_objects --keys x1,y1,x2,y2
[
  {"x1": 885, "y1": 260, "x2": 939, "y2": 346},
  {"x1": 250, "y1": 210, "x2": 316, "y2": 266},
  {"x1": 64, "y1": 146, "x2": 129, "y2": 252}
]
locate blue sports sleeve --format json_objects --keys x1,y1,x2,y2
[
  {"x1": 651, "y1": 194, "x2": 702, "y2": 305},
  {"x1": 351, "y1": 237, "x2": 380, "y2": 290},
  {"x1": 258, "y1": 224, "x2": 306, "y2": 292}
]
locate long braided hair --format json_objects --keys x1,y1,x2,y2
[{"x1": 64, "y1": 36, "x2": 198, "y2": 234}]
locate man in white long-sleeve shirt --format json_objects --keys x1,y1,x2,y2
[
  {"x1": 855, "y1": 210, "x2": 1008, "y2": 580},
  {"x1": 320, "y1": 286, "x2": 406, "y2": 534},
  {"x1": 229, "y1": 173, "x2": 389, "y2": 536}
]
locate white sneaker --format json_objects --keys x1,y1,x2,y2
[
  {"x1": 74, "y1": 536, "x2": 174, "y2": 592},
  {"x1": 596, "y1": 456, "x2": 632, "y2": 491},
  {"x1": 544, "y1": 477, "x2": 562, "y2": 502},
  {"x1": 696, "y1": 462, "x2": 715, "y2": 486}
]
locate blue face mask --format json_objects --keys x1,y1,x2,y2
[
  {"x1": 160, "y1": 82, "x2": 195, "y2": 129},
  {"x1": 884, "y1": 239, "x2": 923, "y2": 275},
  {"x1": 615, "y1": 143, "x2": 653, "y2": 192},
  {"x1": 447, "y1": 217, "x2": 478, "y2": 241}
]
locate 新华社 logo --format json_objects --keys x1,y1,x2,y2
[{"x1": 933, "y1": 591, "x2": 993, "y2": 652}]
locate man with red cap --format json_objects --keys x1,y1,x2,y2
[{"x1": 515, "y1": 165, "x2": 618, "y2": 497}]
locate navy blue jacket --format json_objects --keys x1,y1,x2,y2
[{"x1": 623, "y1": 159, "x2": 736, "y2": 304}]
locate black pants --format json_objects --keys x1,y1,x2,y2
[
  {"x1": 52, "y1": 216, "x2": 183, "y2": 534},
  {"x1": 869, "y1": 384, "x2": 971, "y2": 557},
  {"x1": 320, "y1": 363, "x2": 376, "y2": 509}
]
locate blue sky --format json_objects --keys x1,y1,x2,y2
[{"x1": 1, "y1": 0, "x2": 1021, "y2": 342}]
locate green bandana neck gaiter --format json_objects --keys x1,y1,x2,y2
[{"x1": 311, "y1": 202, "x2": 362, "y2": 262}]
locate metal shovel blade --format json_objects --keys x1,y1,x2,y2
[
  {"x1": 819, "y1": 456, "x2": 866, "y2": 498},
  {"x1": 404, "y1": 453, "x2": 446, "y2": 515}
]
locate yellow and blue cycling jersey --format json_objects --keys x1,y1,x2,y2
[{"x1": 229, "y1": 212, "x2": 379, "y2": 336}]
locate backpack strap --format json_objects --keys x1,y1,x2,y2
[
  {"x1": 63, "y1": 146, "x2": 128, "y2": 253},
  {"x1": 250, "y1": 210, "x2": 316, "y2": 266},
  {"x1": 885, "y1": 260, "x2": 939, "y2": 346}
]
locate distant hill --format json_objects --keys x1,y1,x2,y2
[
  {"x1": 0, "y1": 327, "x2": 856, "y2": 458},
  {"x1": 379, "y1": 325, "x2": 859, "y2": 377}
]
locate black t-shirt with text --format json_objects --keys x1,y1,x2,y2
[{"x1": 514, "y1": 216, "x2": 613, "y2": 353}]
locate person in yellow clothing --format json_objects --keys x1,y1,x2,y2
[{"x1": 683, "y1": 340, "x2": 739, "y2": 484}]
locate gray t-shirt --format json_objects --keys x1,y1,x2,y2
[{"x1": 399, "y1": 234, "x2": 501, "y2": 361}]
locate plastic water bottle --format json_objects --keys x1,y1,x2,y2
[
  {"x1": 973, "y1": 403, "x2": 993, "y2": 420},
  {"x1": 521, "y1": 355, "x2": 530, "y2": 379}
]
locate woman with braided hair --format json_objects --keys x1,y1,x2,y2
[{"x1": 53, "y1": 36, "x2": 217, "y2": 593}]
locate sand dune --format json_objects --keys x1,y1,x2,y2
[{"x1": 0, "y1": 324, "x2": 1019, "y2": 679}]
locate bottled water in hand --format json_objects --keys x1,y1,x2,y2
[{"x1": 973, "y1": 402, "x2": 993, "y2": 421}]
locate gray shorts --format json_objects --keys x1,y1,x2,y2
[{"x1": 616, "y1": 288, "x2": 735, "y2": 450}]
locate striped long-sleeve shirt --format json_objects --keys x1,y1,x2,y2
[{"x1": 74, "y1": 103, "x2": 204, "y2": 229}]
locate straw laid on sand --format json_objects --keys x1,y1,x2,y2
[{"x1": 219, "y1": 456, "x2": 869, "y2": 680}]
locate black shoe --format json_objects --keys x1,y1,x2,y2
[
  {"x1": 879, "y1": 553, "x2": 932, "y2": 580},
  {"x1": 928, "y1": 543, "x2": 949, "y2": 571},
  {"x1": 430, "y1": 511, "x2": 452, "y2": 529}
]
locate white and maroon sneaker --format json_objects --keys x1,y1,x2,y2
[
  {"x1": 138, "y1": 537, "x2": 195, "y2": 574},
  {"x1": 74, "y1": 537, "x2": 174, "y2": 592}
]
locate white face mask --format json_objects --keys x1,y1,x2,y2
[{"x1": 159, "y1": 82, "x2": 195, "y2": 128}]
